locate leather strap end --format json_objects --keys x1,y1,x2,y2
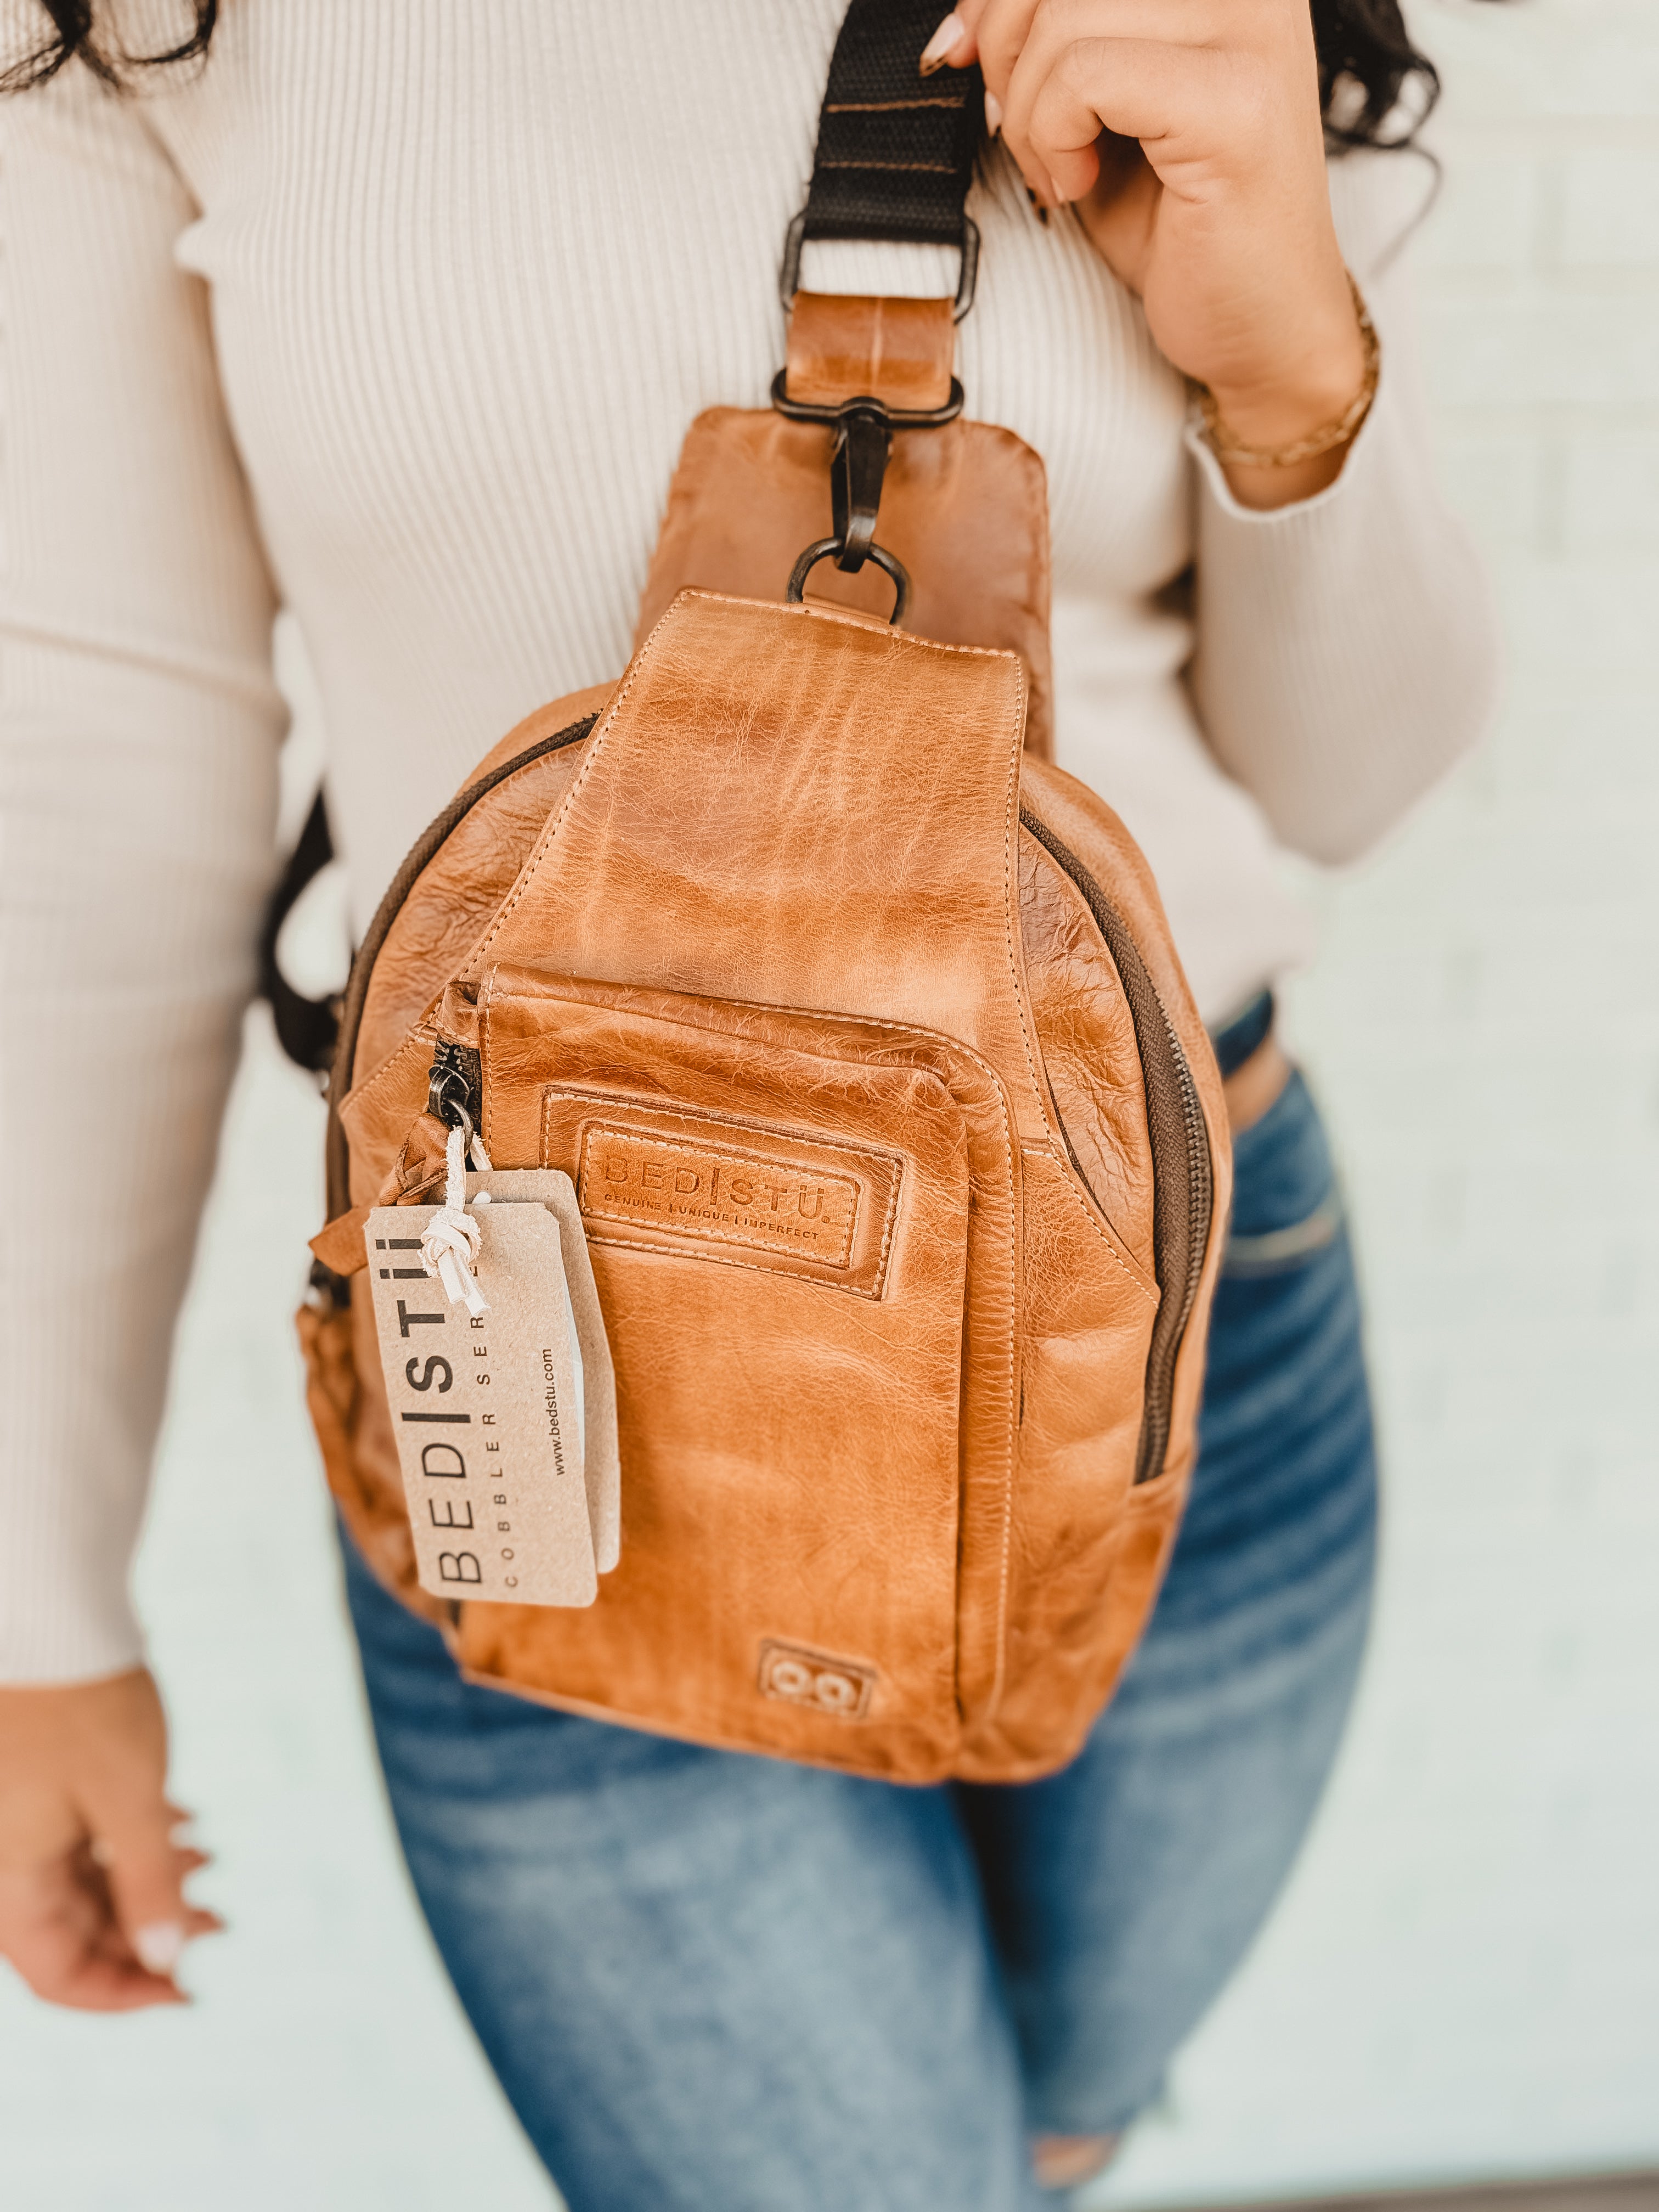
[
  {"x1": 311, "y1": 1110, "x2": 454, "y2": 1275},
  {"x1": 310, "y1": 1205, "x2": 372, "y2": 1276},
  {"x1": 785, "y1": 292, "x2": 955, "y2": 413}
]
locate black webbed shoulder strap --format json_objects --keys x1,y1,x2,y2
[
  {"x1": 802, "y1": 1, "x2": 983, "y2": 251},
  {"x1": 257, "y1": 787, "x2": 341, "y2": 1080},
  {"x1": 781, "y1": 1, "x2": 984, "y2": 314}
]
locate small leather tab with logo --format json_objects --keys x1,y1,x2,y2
[{"x1": 544, "y1": 1090, "x2": 903, "y2": 1299}]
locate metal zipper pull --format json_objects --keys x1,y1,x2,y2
[{"x1": 419, "y1": 1040, "x2": 493, "y2": 1315}]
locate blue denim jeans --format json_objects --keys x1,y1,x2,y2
[{"x1": 343, "y1": 1067, "x2": 1376, "y2": 2210}]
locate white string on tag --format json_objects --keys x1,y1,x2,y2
[{"x1": 420, "y1": 1120, "x2": 489, "y2": 1317}]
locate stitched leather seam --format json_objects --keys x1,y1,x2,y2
[
  {"x1": 998, "y1": 675, "x2": 1048, "y2": 1126},
  {"x1": 871, "y1": 1135, "x2": 902, "y2": 1294},
  {"x1": 678, "y1": 588, "x2": 1012, "y2": 660},
  {"x1": 1019, "y1": 1145, "x2": 1159, "y2": 1305},
  {"x1": 580, "y1": 1229, "x2": 891, "y2": 1300},
  {"x1": 672, "y1": 989, "x2": 1007, "y2": 1086},
  {"x1": 467, "y1": 602, "x2": 680, "y2": 974},
  {"x1": 978, "y1": 1077, "x2": 1018, "y2": 1726},
  {"x1": 337, "y1": 1017, "x2": 438, "y2": 1135},
  {"x1": 339, "y1": 720, "x2": 595, "y2": 1119},
  {"x1": 980, "y1": 667, "x2": 1037, "y2": 1729},
  {"x1": 479, "y1": 984, "x2": 498, "y2": 1156},
  {"x1": 494, "y1": 980, "x2": 1014, "y2": 1113},
  {"x1": 1018, "y1": 842, "x2": 1159, "y2": 1300}
]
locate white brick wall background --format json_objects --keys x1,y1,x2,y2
[{"x1": 2, "y1": 3, "x2": 1655, "y2": 2205}]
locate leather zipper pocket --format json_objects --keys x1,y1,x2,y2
[{"x1": 445, "y1": 963, "x2": 1025, "y2": 1757}]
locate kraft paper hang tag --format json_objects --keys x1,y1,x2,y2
[
  {"x1": 465, "y1": 1169, "x2": 621, "y2": 1575},
  {"x1": 365, "y1": 1199, "x2": 597, "y2": 1607}
]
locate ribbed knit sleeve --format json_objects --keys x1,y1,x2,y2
[
  {"x1": 0, "y1": 68, "x2": 285, "y2": 1680},
  {"x1": 1186, "y1": 149, "x2": 1502, "y2": 865}
]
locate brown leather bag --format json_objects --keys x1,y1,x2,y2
[
  {"x1": 298, "y1": 582, "x2": 1230, "y2": 1782},
  {"x1": 294, "y1": 4, "x2": 1232, "y2": 1784}
]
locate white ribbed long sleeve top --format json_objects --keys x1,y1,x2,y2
[{"x1": 0, "y1": 1, "x2": 1499, "y2": 1681}]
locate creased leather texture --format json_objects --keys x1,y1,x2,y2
[
  {"x1": 784, "y1": 291, "x2": 956, "y2": 411},
  {"x1": 633, "y1": 409, "x2": 1054, "y2": 760},
  {"x1": 302, "y1": 591, "x2": 1229, "y2": 1782},
  {"x1": 345, "y1": 684, "x2": 616, "y2": 1128}
]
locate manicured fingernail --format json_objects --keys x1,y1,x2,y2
[
  {"x1": 1025, "y1": 184, "x2": 1051, "y2": 227},
  {"x1": 984, "y1": 90, "x2": 1003, "y2": 137},
  {"x1": 134, "y1": 1921, "x2": 184, "y2": 1975},
  {"x1": 919, "y1": 13, "x2": 966, "y2": 73}
]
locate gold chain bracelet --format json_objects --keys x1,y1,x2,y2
[{"x1": 1197, "y1": 274, "x2": 1380, "y2": 469}]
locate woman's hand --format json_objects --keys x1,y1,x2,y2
[
  {"x1": 0, "y1": 1668, "x2": 219, "y2": 2010},
  {"x1": 923, "y1": 0, "x2": 1368, "y2": 504}
]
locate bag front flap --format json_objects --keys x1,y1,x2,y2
[
  {"x1": 633, "y1": 411, "x2": 1054, "y2": 760},
  {"x1": 464, "y1": 590, "x2": 1052, "y2": 1145}
]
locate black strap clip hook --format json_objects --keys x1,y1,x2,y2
[
  {"x1": 829, "y1": 400, "x2": 893, "y2": 573},
  {"x1": 770, "y1": 374, "x2": 963, "y2": 618}
]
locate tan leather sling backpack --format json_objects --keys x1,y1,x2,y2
[{"x1": 292, "y1": 1, "x2": 1231, "y2": 1785}]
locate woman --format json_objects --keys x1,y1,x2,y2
[{"x1": 0, "y1": 1, "x2": 1499, "y2": 2203}]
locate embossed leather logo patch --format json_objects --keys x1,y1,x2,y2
[
  {"x1": 579, "y1": 1125, "x2": 860, "y2": 1267},
  {"x1": 757, "y1": 1639, "x2": 877, "y2": 1721},
  {"x1": 546, "y1": 1091, "x2": 902, "y2": 1297}
]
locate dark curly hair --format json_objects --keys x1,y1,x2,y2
[
  {"x1": 4, "y1": 2, "x2": 218, "y2": 90},
  {"x1": 6, "y1": 0, "x2": 1466, "y2": 151}
]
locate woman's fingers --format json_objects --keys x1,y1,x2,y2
[
  {"x1": 1003, "y1": 35, "x2": 1110, "y2": 201},
  {"x1": 0, "y1": 1668, "x2": 217, "y2": 2013},
  {"x1": 0, "y1": 1852, "x2": 186, "y2": 2011},
  {"x1": 927, "y1": 0, "x2": 1356, "y2": 419},
  {"x1": 82, "y1": 1767, "x2": 201, "y2": 1988},
  {"x1": 1074, "y1": 136, "x2": 1162, "y2": 293},
  {"x1": 1010, "y1": 19, "x2": 1236, "y2": 181},
  {"x1": 958, "y1": 0, "x2": 1041, "y2": 99},
  {"x1": 924, "y1": 0, "x2": 1057, "y2": 147},
  {"x1": 919, "y1": 10, "x2": 974, "y2": 71},
  {"x1": 920, "y1": 6, "x2": 1000, "y2": 78},
  {"x1": 925, "y1": 2, "x2": 1290, "y2": 211}
]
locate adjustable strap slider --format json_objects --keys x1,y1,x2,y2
[{"x1": 778, "y1": 211, "x2": 981, "y2": 324}]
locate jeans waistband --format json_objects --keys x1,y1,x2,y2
[{"x1": 1209, "y1": 990, "x2": 1275, "y2": 1081}]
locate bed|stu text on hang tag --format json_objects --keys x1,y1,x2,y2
[{"x1": 365, "y1": 1201, "x2": 597, "y2": 1608}]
